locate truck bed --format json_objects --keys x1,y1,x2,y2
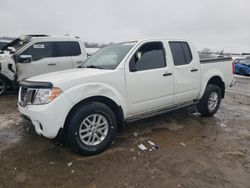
[{"x1": 200, "y1": 57, "x2": 234, "y2": 88}]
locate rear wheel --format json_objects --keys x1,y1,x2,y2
[
  {"x1": 197, "y1": 84, "x2": 221, "y2": 117},
  {"x1": 67, "y1": 102, "x2": 117, "y2": 155},
  {"x1": 0, "y1": 77, "x2": 7, "y2": 95}
]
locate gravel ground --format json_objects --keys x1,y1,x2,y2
[{"x1": 0, "y1": 76, "x2": 250, "y2": 188}]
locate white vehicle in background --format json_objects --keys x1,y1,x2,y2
[
  {"x1": 18, "y1": 39, "x2": 235, "y2": 155},
  {"x1": 0, "y1": 35, "x2": 87, "y2": 95},
  {"x1": 0, "y1": 39, "x2": 12, "y2": 50}
]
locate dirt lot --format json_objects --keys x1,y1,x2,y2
[{"x1": 0, "y1": 76, "x2": 250, "y2": 188}]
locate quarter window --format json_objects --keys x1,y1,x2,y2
[
  {"x1": 169, "y1": 42, "x2": 193, "y2": 66},
  {"x1": 130, "y1": 42, "x2": 166, "y2": 72}
]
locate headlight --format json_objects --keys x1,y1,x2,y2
[{"x1": 33, "y1": 87, "x2": 62, "y2": 105}]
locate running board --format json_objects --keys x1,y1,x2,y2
[{"x1": 125, "y1": 101, "x2": 199, "y2": 123}]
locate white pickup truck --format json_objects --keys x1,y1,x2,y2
[
  {"x1": 18, "y1": 39, "x2": 235, "y2": 155},
  {"x1": 0, "y1": 35, "x2": 87, "y2": 95}
]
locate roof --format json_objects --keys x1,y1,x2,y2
[
  {"x1": 19, "y1": 34, "x2": 81, "y2": 42},
  {"x1": 0, "y1": 39, "x2": 12, "y2": 43},
  {"x1": 117, "y1": 38, "x2": 190, "y2": 44}
]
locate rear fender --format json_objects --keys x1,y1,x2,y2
[{"x1": 198, "y1": 69, "x2": 224, "y2": 99}]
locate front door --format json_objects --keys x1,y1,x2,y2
[
  {"x1": 125, "y1": 41, "x2": 174, "y2": 116},
  {"x1": 55, "y1": 41, "x2": 81, "y2": 70},
  {"x1": 16, "y1": 42, "x2": 58, "y2": 81}
]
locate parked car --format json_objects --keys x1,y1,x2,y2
[
  {"x1": 0, "y1": 35, "x2": 87, "y2": 95},
  {"x1": 0, "y1": 39, "x2": 12, "y2": 50},
  {"x1": 233, "y1": 58, "x2": 250, "y2": 76},
  {"x1": 18, "y1": 39, "x2": 235, "y2": 155}
]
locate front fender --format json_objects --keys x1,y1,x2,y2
[
  {"x1": 63, "y1": 82, "x2": 127, "y2": 116},
  {"x1": 0, "y1": 55, "x2": 16, "y2": 81}
]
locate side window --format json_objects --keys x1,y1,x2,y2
[
  {"x1": 56, "y1": 41, "x2": 81, "y2": 57},
  {"x1": 129, "y1": 42, "x2": 166, "y2": 72},
  {"x1": 182, "y1": 42, "x2": 192, "y2": 63},
  {"x1": 20, "y1": 42, "x2": 54, "y2": 61},
  {"x1": 169, "y1": 42, "x2": 193, "y2": 66}
]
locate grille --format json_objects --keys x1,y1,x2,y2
[{"x1": 19, "y1": 87, "x2": 37, "y2": 107}]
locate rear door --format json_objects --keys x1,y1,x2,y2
[
  {"x1": 169, "y1": 41, "x2": 201, "y2": 104},
  {"x1": 71, "y1": 41, "x2": 87, "y2": 67},
  {"x1": 54, "y1": 41, "x2": 77, "y2": 70},
  {"x1": 125, "y1": 41, "x2": 174, "y2": 116},
  {"x1": 16, "y1": 42, "x2": 58, "y2": 81}
]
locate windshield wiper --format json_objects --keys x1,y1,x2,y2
[{"x1": 80, "y1": 65, "x2": 103, "y2": 69}]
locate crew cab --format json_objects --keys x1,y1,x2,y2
[
  {"x1": 0, "y1": 35, "x2": 87, "y2": 95},
  {"x1": 18, "y1": 39, "x2": 235, "y2": 155}
]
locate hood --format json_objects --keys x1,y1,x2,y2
[{"x1": 26, "y1": 68, "x2": 113, "y2": 85}]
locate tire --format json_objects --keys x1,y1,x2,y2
[
  {"x1": 67, "y1": 102, "x2": 117, "y2": 155},
  {"x1": 197, "y1": 84, "x2": 221, "y2": 117},
  {"x1": 0, "y1": 77, "x2": 7, "y2": 96}
]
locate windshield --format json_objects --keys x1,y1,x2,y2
[
  {"x1": 80, "y1": 42, "x2": 136, "y2": 70},
  {"x1": 237, "y1": 59, "x2": 250, "y2": 65}
]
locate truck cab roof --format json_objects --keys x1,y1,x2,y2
[{"x1": 119, "y1": 38, "x2": 190, "y2": 43}]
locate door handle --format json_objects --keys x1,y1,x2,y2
[
  {"x1": 77, "y1": 61, "x2": 83, "y2": 64},
  {"x1": 48, "y1": 63, "x2": 56, "y2": 66},
  {"x1": 191, "y1": 68, "x2": 198, "y2": 72},
  {"x1": 163, "y1": 73, "x2": 172, "y2": 77}
]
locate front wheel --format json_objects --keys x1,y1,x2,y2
[
  {"x1": 67, "y1": 102, "x2": 117, "y2": 155},
  {"x1": 197, "y1": 84, "x2": 221, "y2": 117}
]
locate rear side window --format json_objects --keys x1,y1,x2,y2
[
  {"x1": 56, "y1": 41, "x2": 81, "y2": 57},
  {"x1": 130, "y1": 42, "x2": 166, "y2": 72},
  {"x1": 169, "y1": 42, "x2": 193, "y2": 66},
  {"x1": 21, "y1": 42, "x2": 54, "y2": 61}
]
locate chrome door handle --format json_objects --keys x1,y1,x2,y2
[
  {"x1": 48, "y1": 63, "x2": 56, "y2": 66},
  {"x1": 191, "y1": 68, "x2": 198, "y2": 72},
  {"x1": 163, "y1": 73, "x2": 172, "y2": 77}
]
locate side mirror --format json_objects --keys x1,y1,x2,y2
[{"x1": 18, "y1": 55, "x2": 32, "y2": 63}]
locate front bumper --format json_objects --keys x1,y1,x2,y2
[{"x1": 18, "y1": 95, "x2": 73, "y2": 139}]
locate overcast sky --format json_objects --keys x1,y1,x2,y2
[{"x1": 0, "y1": 0, "x2": 249, "y2": 52}]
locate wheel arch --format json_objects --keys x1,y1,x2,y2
[
  {"x1": 63, "y1": 96, "x2": 125, "y2": 135},
  {"x1": 201, "y1": 76, "x2": 225, "y2": 99}
]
